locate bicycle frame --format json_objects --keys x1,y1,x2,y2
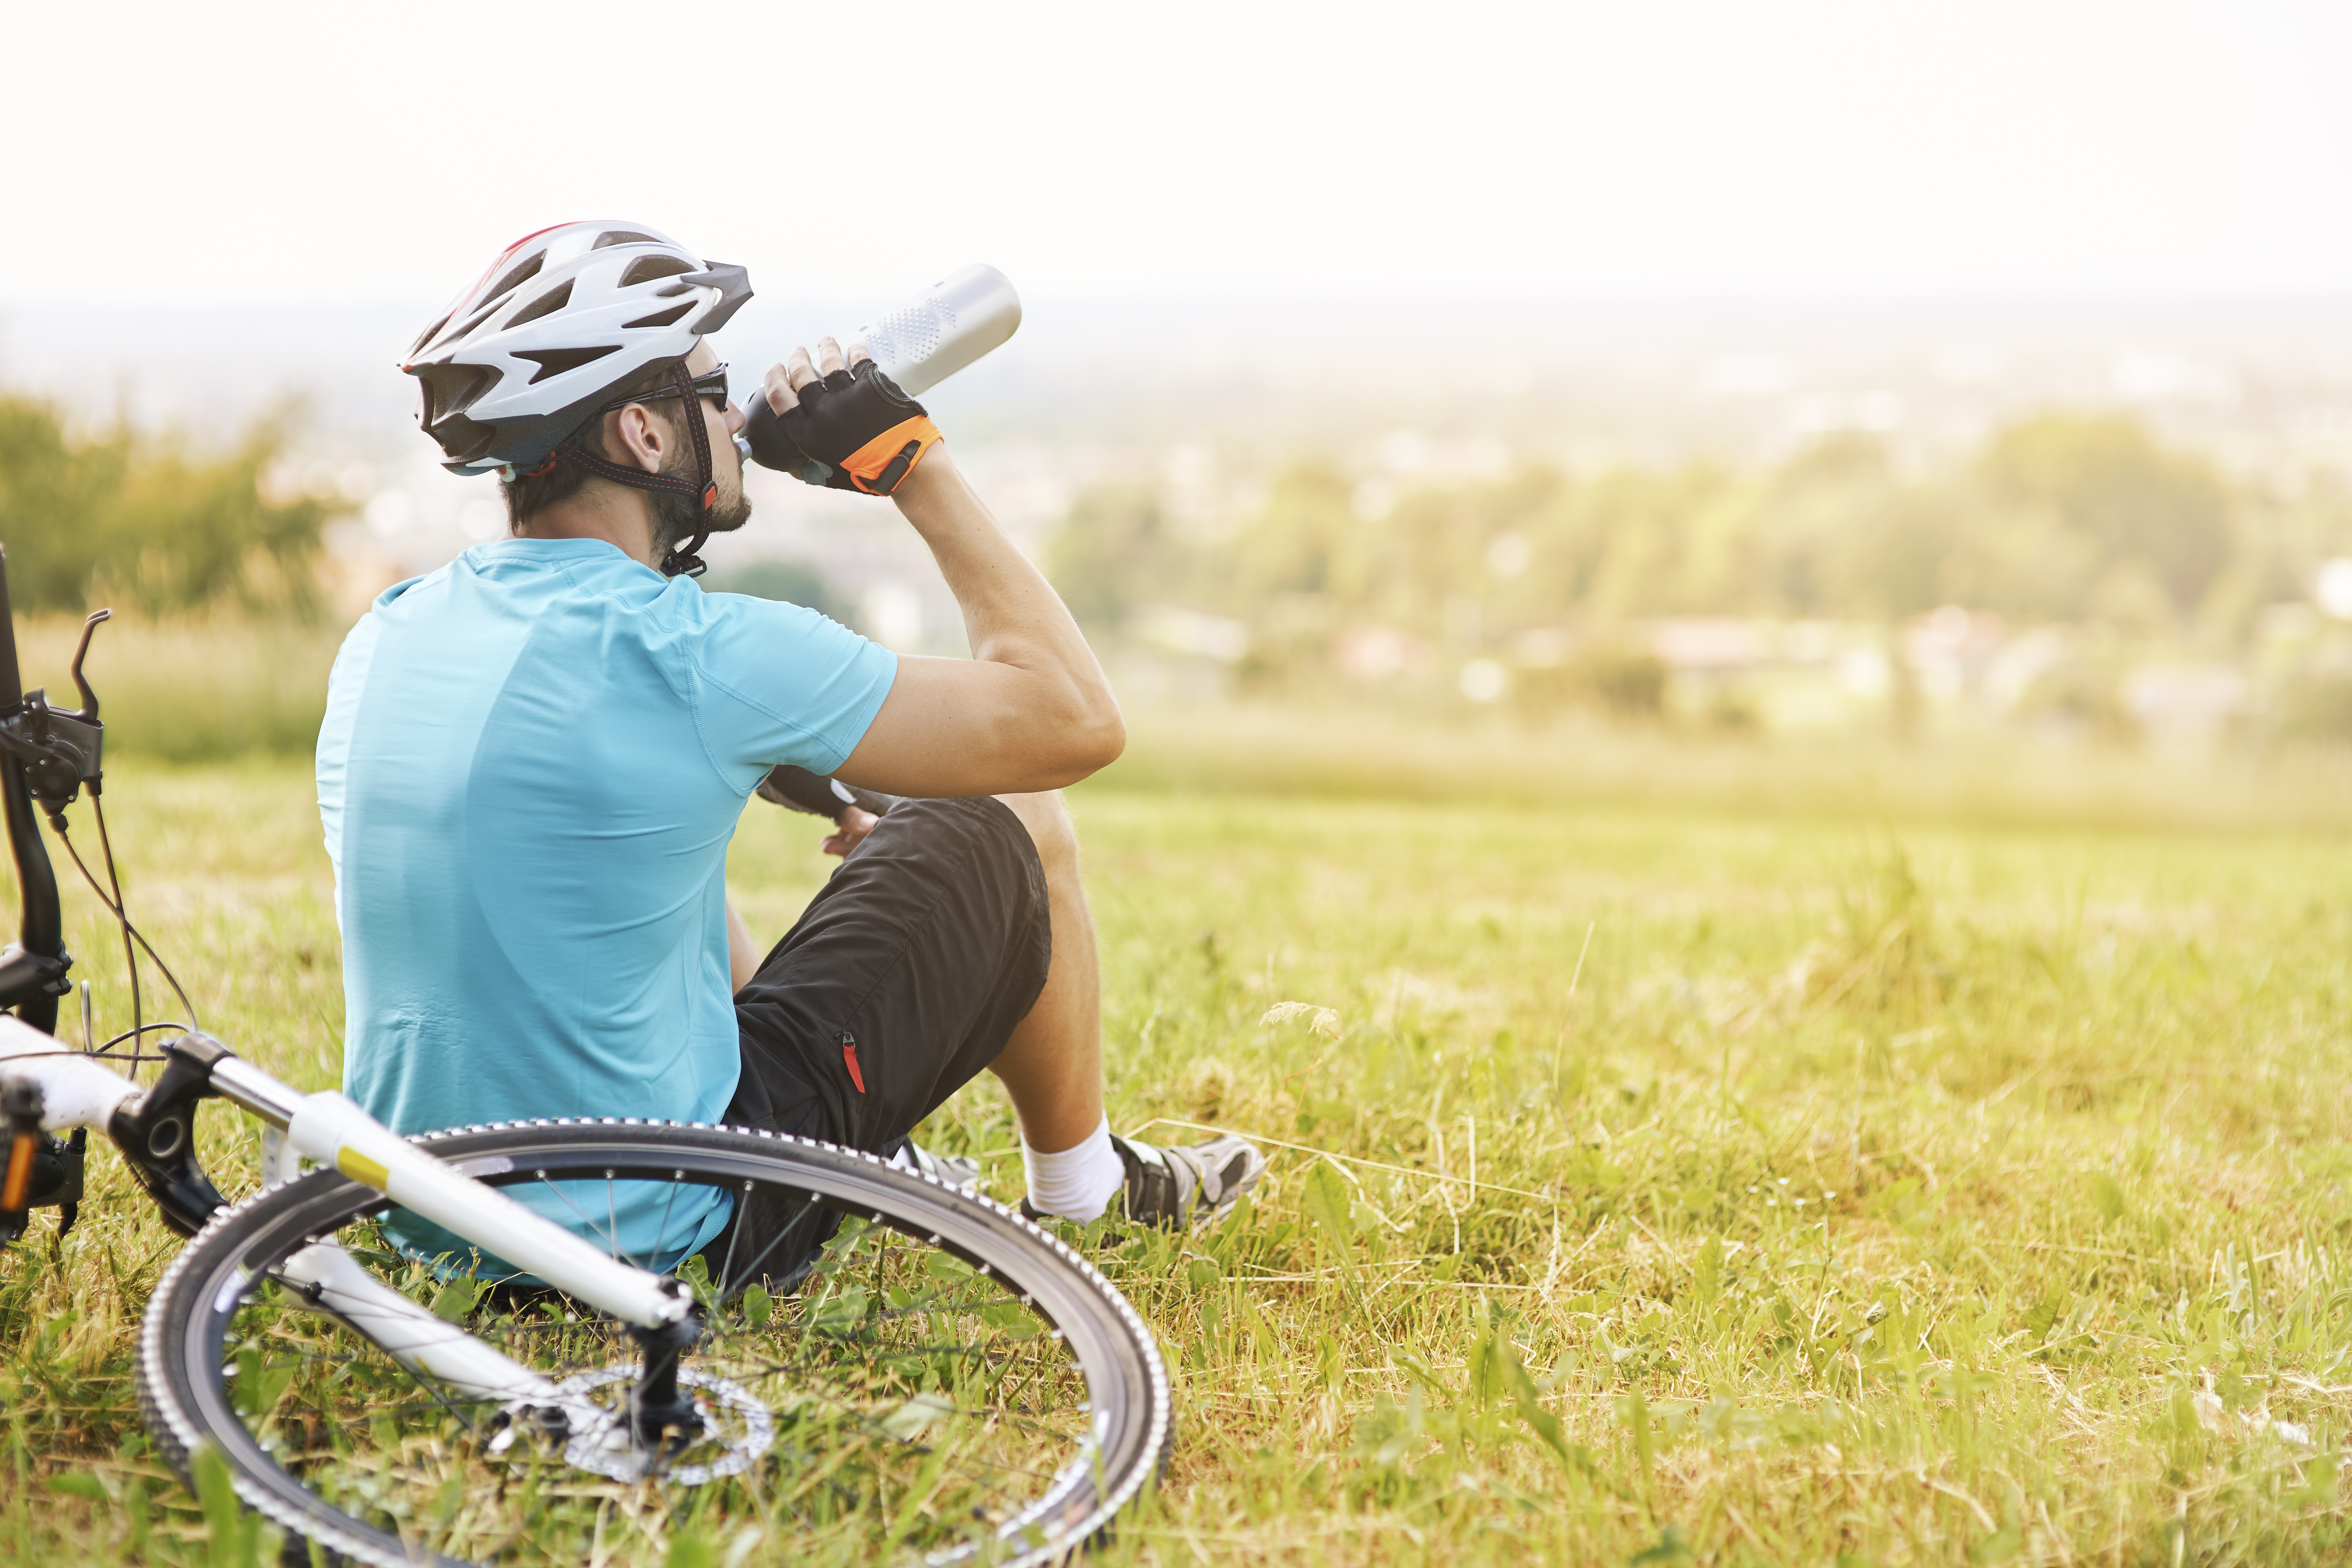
[{"x1": 0, "y1": 546, "x2": 698, "y2": 1451}]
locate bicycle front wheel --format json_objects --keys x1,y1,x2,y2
[{"x1": 136, "y1": 1118, "x2": 1171, "y2": 1567}]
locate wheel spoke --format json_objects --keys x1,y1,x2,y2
[{"x1": 533, "y1": 1172, "x2": 626, "y2": 1261}]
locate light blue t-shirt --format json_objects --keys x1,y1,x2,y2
[{"x1": 315, "y1": 537, "x2": 896, "y2": 1268}]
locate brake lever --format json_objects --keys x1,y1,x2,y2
[
  {"x1": 0, "y1": 610, "x2": 109, "y2": 813},
  {"x1": 66, "y1": 609, "x2": 110, "y2": 723}
]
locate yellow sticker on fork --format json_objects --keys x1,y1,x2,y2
[{"x1": 336, "y1": 1146, "x2": 391, "y2": 1190}]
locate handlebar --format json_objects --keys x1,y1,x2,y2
[
  {"x1": 0, "y1": 551, "x2": 67, "y2": 1034},
  {"x1": 0, "y1": 548, "x2": 90, "y2": 1236}
]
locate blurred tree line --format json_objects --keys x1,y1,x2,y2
[
  {"x1": 0, "y1": 395, "x2": 327, "y2": 614},
  {"x1": 1047, "y1": 414, "x2": 2352, "y2": 696}
]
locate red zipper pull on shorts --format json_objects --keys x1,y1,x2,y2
[{"x1": 838, "y1": 1032, "x2": 866, "y2": 1095}]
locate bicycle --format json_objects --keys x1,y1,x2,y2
[{"x1": 0, "y1": 550, "x2": 1172, "y2": 1566}]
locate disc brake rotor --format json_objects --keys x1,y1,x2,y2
[{"x1": 514, "y1": 1365, "x2": 779, "y2": 1486}]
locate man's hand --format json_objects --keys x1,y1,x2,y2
[
  {"x1": 745, "y1": 339, "x2": 941, "y2": 496},
  {"x1": 822, "y1": 806, "x2": 879, "y2": 858},
  {"x1": 761, "y1": 336, "x2": 867, "y2": 415}
]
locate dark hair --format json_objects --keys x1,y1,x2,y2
[{"x1": 499, "y1": 358, "x2": 689, "y2": 528}]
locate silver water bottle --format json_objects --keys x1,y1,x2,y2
[
  {"x1": 851, "y1": 265, "x2": 1023, "y2": 395},
  {"x1": 734, "y1": 265, "x2": 1021, "y2": 465}
]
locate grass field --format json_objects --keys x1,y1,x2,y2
[{"x1": 2, "y1": 755, "x2": 2350, "y2": 1564}]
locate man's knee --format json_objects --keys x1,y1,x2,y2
[{"x1": 994, "y1": 791, "x2": 1079, "y2": 878}]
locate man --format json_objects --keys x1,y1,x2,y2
[{"x1": 318, "y1": 221, "x2": 1261, "y2": 1271}]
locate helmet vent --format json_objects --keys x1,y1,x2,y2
[
  {"x1": 623, "y1": 302, "x2": 695, "y2": 331},
  {"x1": 431, "y1": 414, "x2": 501, "y2": 466},
  {"x1": 415, "y1": 362, "x2": 502, "y2": 426},
  {"x1": 514, "y1": 345, "x2": 622, "y2": 384},
  {"x1": 506, "y1": 280, "x2": 575, "y2": 327},
  {"x1": 620, "y1": 254, "x2": 695, "y2": 287},
  {"x1": 592, "y1": 230, "x2": 664, "y2": 250},
  {"x1": 483, "y1": 252, "x2": 545, "y2": 305}
]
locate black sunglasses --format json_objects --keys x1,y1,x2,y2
[{"x1": 602, "y1": 363, "x2": 729, "y2": 415}]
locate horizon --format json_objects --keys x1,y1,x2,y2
[{"x1": 9, "y1": 289, "x2": 2350, "y2": 498}]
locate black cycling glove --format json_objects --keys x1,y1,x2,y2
[{"x1": 741, "y1": 359, "x2": 942, "y2": 496}]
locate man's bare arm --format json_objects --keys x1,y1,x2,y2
[{"x1": 762, "y1": 345, "x2": 1125, "y2": 798}]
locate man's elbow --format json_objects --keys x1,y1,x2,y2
[
  {"x1": 1038, "y1": 699, "x2": 1125, "y2": 786},
  {"x1": 1076, "y1": 706, "x2": 1127, "y2": 774}
]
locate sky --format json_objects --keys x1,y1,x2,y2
[{"x1": 6, "y1": 0, "x2": 2351, "y2": 312}]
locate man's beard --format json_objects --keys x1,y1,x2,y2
[{"x1": 651, "y1": 448, "x2": 752, "y2": 553}]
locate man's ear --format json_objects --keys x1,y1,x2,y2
[{"x1": 609, "y1": 404, "x2": 670, "y2": 475}]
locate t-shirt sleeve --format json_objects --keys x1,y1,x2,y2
[{"x1": 684, "y1": 591, "x2": 898, "y2": 788}]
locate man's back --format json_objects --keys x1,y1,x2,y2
[{"x1": 317, "y1": 537, "x2": 893, "y2": 1256}]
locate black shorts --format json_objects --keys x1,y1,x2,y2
[
  {"x1": 723, "y1": 794, "x2": 1052, "y2": 1152},
  {"x1": 708, "y1": 795, "x2": 1049, "y2": 1286}
]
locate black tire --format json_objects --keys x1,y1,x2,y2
[{"x1": 136, "y1": 1118, "x2": 1171, "y2": 1567}]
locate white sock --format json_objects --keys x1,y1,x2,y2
[{"x1": 1023, "y1": 1115, "x2": 1124, "y2": 1220}]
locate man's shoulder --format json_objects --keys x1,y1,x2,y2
[
  {"x1": 368, "y1": 566, "x2": 441, "y2": 612},
  {"x1": 669, "y1": 587, "x2": 879, "y2": 676},
  {"x1": 672, "y1": 583, "x2": 831, "y2": 631}
]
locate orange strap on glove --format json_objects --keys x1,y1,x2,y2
[{"x1": 742, "y1": 359, "x2": 942, "y2": 496}]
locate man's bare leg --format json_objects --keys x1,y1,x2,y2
[
  {"x1": 986, "y1": 791, "x2": 1105, "y2": 1153},
  {"x1": 919, "y1": 789, "x2": 1266, "y2": 1228}
]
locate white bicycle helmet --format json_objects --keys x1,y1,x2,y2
[{"x1": 401, "y1": 220, "x2": 753, "y2": 475}]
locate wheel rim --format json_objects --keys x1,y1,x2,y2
[{"x1": 138, "y1": 1121, "x2": 1169, "y2": 1568}]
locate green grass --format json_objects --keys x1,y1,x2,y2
[
  {"x1": 1105, "y1": 700, "x2": 2352, "y2": 836},
  {"x1": 4, "y1": 758, "x2": 2351, "y2": 1563},
  {"x1": 14, "y1": 613, "x2": 345, "y2": 762}
]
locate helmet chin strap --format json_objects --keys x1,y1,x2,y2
[
  {"x1": 659, "y1": 530, "x2": 712, "y2": 580},
  {"x1": 548, "y1": 362, "x2": 719, "y2": 577}
]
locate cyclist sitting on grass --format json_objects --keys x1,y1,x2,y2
[{"x1": 317, "y1": 221, "x2": 1263, "y2": 1272}]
